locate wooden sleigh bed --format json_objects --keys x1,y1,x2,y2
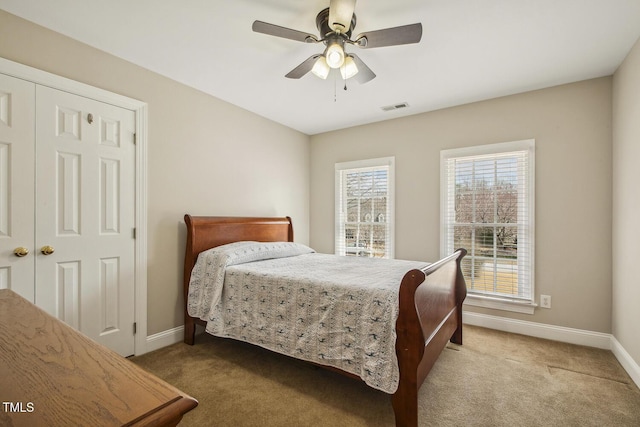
[{"x1": 182, "y1": 215, "x2": 467, "y2": 427}]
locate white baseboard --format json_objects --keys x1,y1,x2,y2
[
  {"x1": 142, "y1": 317, "x2": 640, "y2": 390},
  {"x1": 144, "y1": 326, "x2": 184, "y2": 353},
  {"x1": 463, "y1": 310, "x2": 640, "y2": 389},
  {"x1": 611, "y1": 336, "x2": 640, "y2": 389},
  {"x1": 462, "y1": 311, "x2": 612, "y2": 349}
]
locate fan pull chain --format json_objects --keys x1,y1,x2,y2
[{"x1": 342, "y1": 62, "x2": 349, "y2": 91}]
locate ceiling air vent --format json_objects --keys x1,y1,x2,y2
[{"x1": 381, "y1": 102, "x2": 409, "y2": 112}]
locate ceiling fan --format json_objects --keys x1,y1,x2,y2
[{"x1": 252, "y1": 0, "x2": 422, "y2": 84}]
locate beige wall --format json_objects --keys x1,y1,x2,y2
[
  {"x1": 0, "y1": 11, "x2": 310, "y2": 336},
  {"x1": 612, "y1": 36, "x2": 640, "y2": 366},
  {"x1": 2, "y1": 8, "x2": 629, "y2": 350},
  {"x1": 310, "y1": 78, "x2": 613, "y2": 333}
]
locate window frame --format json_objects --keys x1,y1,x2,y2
[
  {"x1": 440, "y1": 140, "x2": 536, "y2": 314},
  {"x1": 335, "y1": 157, "x2": 395, "y2": 259}
]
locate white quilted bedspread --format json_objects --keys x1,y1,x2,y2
[{"x1": 187, "y1": 241, "x2": 427, "y2": 393}]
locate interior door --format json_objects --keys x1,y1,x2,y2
[
  {"x1": 35, "y1": 85, "x2": 136, "y2": 356},
  {"x1": 0, "y1": 74, "x2": 35, "y2": 300}
]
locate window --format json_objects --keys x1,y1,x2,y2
[
  {"x1": 335, "y1": 157, "x2": 395, "y2": 258},
  {"x1": 441, "y1": 140, "x2": 535, "y2": 313}
]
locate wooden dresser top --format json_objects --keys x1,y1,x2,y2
[{"x1": 0, "y1": 289, "x2": 197, "y2": 426}]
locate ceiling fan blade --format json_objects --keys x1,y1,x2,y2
[
  {"x1": 355, "y1": 23, "x2": 422, "y2": 48},
  {"x1": 350, "y1": 54, "x2": 376, "y2": 84},
  {"x1": 252, "y1": 21, "x2": 318, "y2": 43},
  {"x1": 329, "y1": 0, "x2": 357, "y2": 33},
  {"x1": 285, "y1": 55, "x2": 323, "y2": 79}
]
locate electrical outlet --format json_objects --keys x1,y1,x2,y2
[{"x1": 540, "y1": 294, "x2": 551, "y2": 309}]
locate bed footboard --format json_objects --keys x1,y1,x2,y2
[{"x1": 392, "y1": 248, "x2": 467, "y2": 427}]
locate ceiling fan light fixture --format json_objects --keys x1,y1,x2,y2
[
  {"x1": 340, "y1": 56, "x2": 358, "y2": 79},
  {"x1": 311, "y1": 56, "x2": 330, "y2": 79},
  {"x1": 325, "y1": 39, "x2": 345, "y2": 68},
  {"x1": 253, "y1": 3, "x2": 423, "y2": 84}
]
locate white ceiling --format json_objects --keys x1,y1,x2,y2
[{"x1": 2, "y1": 0, "x2": 640, "y2": 135}]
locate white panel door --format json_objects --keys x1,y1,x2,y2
[
  {"x1": 35, "y1": 86, "x2": 136, "y2": 356},
  {"x1": 0, "y1": 74, "x2": 35, "y2": 300}
]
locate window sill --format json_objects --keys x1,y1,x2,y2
[{"x1": 463, "y1": 294, "x2": 537, "y2": 314}]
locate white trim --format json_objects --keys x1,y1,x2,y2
[
  {"x1": 440, "y1": 139, "x2": 535, "y2": 304},
  {"x1": 611, "y1": 337, "x2": 640, "y2": 389},
  {"x1": 334, "y1": 156, "x2": 396, "y2": 171},
  {"x1": 146, "y1": 318, "x2": 640, "y2": 391},
  {"x1": 441, "y1": 139, "x2": 536, "y2": 159},
  {"x1": 145, "y1": 326, "x2": 185, "y2": 353},
  {"x1": 334, "y1": 156, "x2": 395, "y2": 258},
  {"x1": 0, "y1": 57, "x2": 149, "y2": 356},
  {"x1": 463, "y1": 311, "x2": 640, "y2": 389},
  {"x1": 464, "y1": 294, "x2": 536, "y2": 314},
  {"x1": 462, "y1": 311, "x2": 612, "y2": 349},
  {"x1": 0, "y1": 57, "x2": 143, "y2": 109},
  {"x1": 134, "y1": 103, "x2": 149, "y2": 355}
]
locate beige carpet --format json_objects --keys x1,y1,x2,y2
[{"x1": 131, "y1": 325, "x2": 640, "y2": 426}]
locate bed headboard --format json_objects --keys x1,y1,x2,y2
[{"x1": 182, "y1": 215, "x2": 294, "y2": 302}]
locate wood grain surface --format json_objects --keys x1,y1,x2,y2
[{"x1": 0, "y1": 289, "x2": 197, "y2": 426}]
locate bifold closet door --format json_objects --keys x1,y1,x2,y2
[
  {"x1": 0, "y1": 74, "x2": 35, "y2": 301},
  {"x1": 35, "y1": 85, "x2": 136, "y2": 356}
]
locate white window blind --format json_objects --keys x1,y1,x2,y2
[
  {"x1": 335, "y1": 157, "x2": 395, "y2": 258},
  {"x1": 441, "y1": 140, "x2": 535, "y2": 304}
]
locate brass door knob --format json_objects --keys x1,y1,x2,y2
[
  {"x1": 14, "y1": 247, "x2": 29, "y2": 257},
  {"x1": 41, "y1": 245, "x2": 55, "y2": 255}
]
